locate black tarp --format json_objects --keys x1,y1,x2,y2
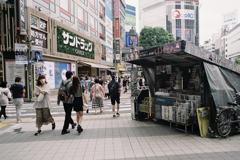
[
  {"x1": 203, "y1": 62, "x2": 235, "y2": 109},
  {"x1": 220, "y1": 67, "x2": 240, "y2": 93}
]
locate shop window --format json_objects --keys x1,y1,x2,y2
[
  {"x1": 77, "y1": 6, "x2": 88, "y2": 31},
  {"x1": 60, "y1": 0, "x2": 75, "y2": 23},
  {"x1": 34, "y1": 0, "x2": 56, "y2": 12},
  {"x1": 99, "y1": 2, "x2": 105, "y2": 21},
  {"x1": 89, "y1": 0, "x2": 98, "y2": 15},
  {"x1": 99, "y1": 23, "x2": 105, "y2": 40},
  {"x1": 89, "y1": 14, "x2": 98, "y2": 36}
]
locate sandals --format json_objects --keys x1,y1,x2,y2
[
  {"x1": 34, "y1": 130, "x2": 41, "y2": 136},
  {"x1": 52, "y1": 122, "x2": 56, "y2": 130}
]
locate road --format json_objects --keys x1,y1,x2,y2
[{"x1": 4, "y1": 91, "x2": 131, "y2": 120}]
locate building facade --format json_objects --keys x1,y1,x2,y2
[
  {"x1": 0, "y1": 0, "x2": 117, "y2": 99},
  {"x1": 139, "y1": 0, "x2": 199, "y2": 46}
]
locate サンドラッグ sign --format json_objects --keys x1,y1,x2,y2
[{"x1": 57, "y1": 26, "x2": 95, "y2": 59}]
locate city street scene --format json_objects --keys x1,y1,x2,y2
[{"x1": 1, "y1": 0, "x2": 240, "y2": 160}]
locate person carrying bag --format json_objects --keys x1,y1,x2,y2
[
  {"x1": 70, "y1": 76, "x2": 88, "y2": 134},
  {"x1": 91, "y1": 79, "x2": 104, "y2": 115}
]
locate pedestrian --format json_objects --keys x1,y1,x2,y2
[
  {"x1": 10, "y1": 77, "x2": 25, "y2": 124},
  {"x1": 57, "y1": 71, "x2": 77, "y2": 135},
  {"x1": 0, "y1": 81, "x2": 11, "y2": 119},
  {"x1": 103, "y1": 81, "x2": 110, "y2": 99},
  {"x1": 69, "y1": 76, "x2": 88, "y2": 134},
  {"x1": 84, "y1": 76, "x2": 90, "y2": 94},
  {"x1": 88, "y1": 78, "x2": 94, "y2": 102},
  {"x1": 108, "y1": 76, "x2": 121, "y2": 117},
  {"x1": 123, "y1": 77, "x2": 128, "y2": 94},
  {"x1": 33, "y1": 75, "x2": 56, "y2": 136},
  {"x1": 99, "y1": 77, "x2": 103, "y2": 86},
  {"x1": 91, "y1": 79, "x2": 104, "y2": 115}
]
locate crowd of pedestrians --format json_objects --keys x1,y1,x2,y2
[{"x1": 0, "y1": 72, "x2": 131, "y2": 136}]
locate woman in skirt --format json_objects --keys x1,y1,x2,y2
[
  {"x1": 33, "y1": 75, "x2": 55, "y2": 136},
  {"x1": 70, "y1": 76, "x2": 88, "y2": 134},
  {"x1": 91, "y1": 79, "x2": 105, "y2": 115}
]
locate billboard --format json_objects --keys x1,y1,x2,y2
[
  {"x1": 222, "y1": 10, "x2": 238, "y2": 26},
  {"x1": 15, "y1": 43, "x2": 27, "y2": 64},
  {"x1": 125, "y1": 32, "x2": 138, "y2": 47},
  {"x1": 105, "y1": 0, "x2": 113, "y2": 63},
  {"x1": 176, "y1": 29, "x2": 192, "y2": 42},
  {"x1": 125, "y1": 4, "x2": 136, "y2": 26},
  {"x1": 172, "y1": 9, "x2": 194, "y2": 20}
]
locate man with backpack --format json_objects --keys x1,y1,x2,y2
[
  {"x1": 57, "y1": 71, "x2": 76, "y2": 135},
  {"x1": 108, "y1": 76, "x2": 121, "y2": 117}
]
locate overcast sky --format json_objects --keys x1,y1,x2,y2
[{"x1": 125, "y1": 0, "x2": 240, "y2": 46}]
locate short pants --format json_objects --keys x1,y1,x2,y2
[{"x1": 111, "y1": 96, "x2": 120, "y2": 105}]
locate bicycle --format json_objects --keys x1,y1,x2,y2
[{"x1": 216, "y1": 93, "x2": 240, "y2": 137}]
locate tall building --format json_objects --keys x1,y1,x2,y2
[
  {"x1": 0, "y1": 0, "x2": 116, "y2": 98},
  {"x1": 139, "y1": 0, "x2": 199, "y2": 46}
]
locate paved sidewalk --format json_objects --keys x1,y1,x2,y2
[{"x1": 1, "y1": 115, "x2": 240, "y2": 160}]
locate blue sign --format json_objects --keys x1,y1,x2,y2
[
  {"x1": 106, "y1": 0, "x2": 112, "y2": 20},
  {"x1": 125, "y1": 32, "x2": 138, "y2": 47},
  {"x1": 126, "y1": 4, "x2": 136, "y2": 16},
  {"x1": 37, "y1": 68, "x2": 42, "y2": 74},
  {"x1": 36, "y1": 55, "x2": 42, "y2": 60},
  {"x1": 28, "y1": 60, "x2": 35, "y2": 64}
]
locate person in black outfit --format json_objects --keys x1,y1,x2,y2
[
  {"x1": 57, "y1": 71, "x2": 77, "y2": 135},
  {"x1": 123, "y1": 77, "x2": 128, "y2": 93},
  {"x1": 108, "y1": 76, "x2": 121, "y2": 117}
]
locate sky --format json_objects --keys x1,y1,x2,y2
[{"x1": 125, "y1": 0, "x2": 240, "y2": 46}]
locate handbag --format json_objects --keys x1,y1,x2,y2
[
  {"x1": 81, "y1": 85, "x2": 88, "y2": 111},
  {"x1": 37, "y1": 93, "x2": 44, "y2": 102},
  {"x1": 95, "y1": 85, "x2": 102, "y2": 98}
]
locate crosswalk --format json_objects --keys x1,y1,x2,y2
[{"x1": 3, "y1": 98, "x2": 131, "y2": 119}]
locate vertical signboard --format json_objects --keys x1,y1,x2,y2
[
  {"x1": 116, "y1": 40, "x2": 120, "y2": 63},
  {"x1": 106, "y1": 0, "x2": 113, "y2": 63},
  {"x1": 15, "y1": 0, "x2": 25, "y2": 34},
  {"x1": 115, "y1": 0, "x2": 119, "y2": 18},
  {"x1": 125, "y1": 4, "x2": 136, "y2": 26},
  {"x1": 115, "y1": 19, "x2": 120, "y2": 39},
  {"x1": 15, "y1": 43, "x2": 27, "y2": 64}
]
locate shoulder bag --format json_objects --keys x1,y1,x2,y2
[
  {"x1": 37, "y1": 93, "x2": 44, "y2": 102},
  {"x1": 81, "y1": 85, "x2": 88, "y2": 111},
  {"x1": 95, "y1": 84, "x2": 103, "y2": 98}
]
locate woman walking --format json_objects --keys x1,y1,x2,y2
[
  {"x1": 70, "y1": 76, "x2": 88, "y2": 134},
  {"x1": 10, "y1": 77, "x2": 25, "y2": 124},
  {"x1": 33, "y1": 75, "x2": 55, "y2": 136},
  {"x1": 123, "y1": 77, "x2": 128, "y2": 94},
  {"x1": 103, "y1": 81, "x2": 110, "y2": 99},
  {"x1": 91, "y1": 79, "x2": 104, "y2": 115},
  {"x1": 0, "y1": 81, "x2": 11, "y2": 119}
]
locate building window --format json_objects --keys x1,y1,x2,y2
[
  {"x1": 89, "y1": 0, "x2": 98, "y2": 15},
  {"x1": 60, "y1": 0, "x2": 75, "y2": 23},
  {"x1": 99, "y1": 23, "x2": 105, "y2": 40},
  {"x1": 101, "y1": 44, "x2": 106, "y2": 60},
  {"x1": 99, "y1": 2, "x2": 105, "y2": 21},
  {"x1": 226, "y1": 49, "x2": 228, "y2": 52},
  {"x1": 80, "y1": 0, "x2": 88, "y2": 6},
  {"x1": 34, "y1": 0, "x2": 55, "y2": 12},
  {"x1": 90, "y1": 14, "x2": 98, "y2": 36},
  {"x1": 77, "y1": 6, "x2": 88, "y2": 31}
]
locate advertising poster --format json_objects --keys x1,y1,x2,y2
[
  {"x1": 163, "y1": 41, "x2": 181, "y2": 54},
  {"x1": 71, "y1": 63, "x2": 76, "y2": 76},
  {"x1": 176, "y1": 29, "x2": 192, "y2": 42},
  {"x1": 54, "y1": 62, "x2": 62, "y2": 88},
  {"x1": 32, "y1": 45, "x2": 43, "y2": 61},
  {"x1": 5, "y1": 60, "x2": 25, "y2": 86},
  {"x1": 42, "y1": 61, "x2": 55, "y2": 89},
  {"x1": 15, "y1": 43, "x2": 27, "y2": 64}
]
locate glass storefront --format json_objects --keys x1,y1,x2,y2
[{"x1": 166, "y1": 1, "x2": 199, "y2": 46}]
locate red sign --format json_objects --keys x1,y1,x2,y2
[{"x1": 115, "y1": 19, "x2": 120, "y2": 39}]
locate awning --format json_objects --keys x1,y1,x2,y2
[
  {"x1": 82, "y1": 62, "x2": 110, "y2": 69},
  {"x1": 107, "y1": 69, "x2": 117, "y2": 72}
]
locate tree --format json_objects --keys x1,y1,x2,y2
[
  {"x1": 235, "y1": 60, "x2": 240, "y2": 65},
  {"x1": 139, "y1": 27, "x2": 175, "y2": 49}
]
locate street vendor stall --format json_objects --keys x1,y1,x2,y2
[{"x1": 127, "y1": 40, "x2": 240, "y2": 135}]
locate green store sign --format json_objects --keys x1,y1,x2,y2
[{"x1": 57, "y1": 26, "x2": 95, "y2": 59}]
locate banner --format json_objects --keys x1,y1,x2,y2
[
  {"x1": 32, "y1": 45, "x2": 43, "y2": 61},
  {"x1": 5, "y1": 60, "x2": 25, "y2": 86},
  {"x1": 15, "y1": 43, "x2": 27, "y2": 64},
  {"x1": 125, "y1": 14, "x2": 136, "y2": 26}
]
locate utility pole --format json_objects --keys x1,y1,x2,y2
[{"x1": 113, "y1": 0, "x2": 117, "y2": 78}]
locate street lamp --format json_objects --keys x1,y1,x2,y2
[
  {"x1": 129, "y1": 27, "x2": 136, "y2": 70},
  {"x1": 21, "y1": 29, "x2": 35, "y2": 102}
]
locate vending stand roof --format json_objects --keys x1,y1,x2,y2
[
  {"x1": 127, "y1": 40, "x2": 240, "y2": 113},
  {"x1": 127, "y1": 40, "x2": 240, "y2": 75}
]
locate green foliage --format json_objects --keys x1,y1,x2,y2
[
  {"x1": 235, "y1": 60, "x2": 240, "y2": 65},
  {"x1": 57, "y1": 26, "x2": 95, "y2": 59},
  {"x1": 139, "y1": 27, "x2": 176, "y2": 49}
]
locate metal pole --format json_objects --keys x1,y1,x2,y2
[
  {"x1": 113, "y1": 0, "x2": 116, "y2": 74},
  {"x1": 27, "y1": 35, "x2": 32, "y2": 102}
]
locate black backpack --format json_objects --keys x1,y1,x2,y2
[
  {"x1": 139, "y1": 79, "x2": 143, "y2": 86},
  {"x1": 109, "y1": 82, "x2": 118, "y2": 97},
  {"x1": 58, "y1": 81, "x2": 71, "y2": 102}
]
